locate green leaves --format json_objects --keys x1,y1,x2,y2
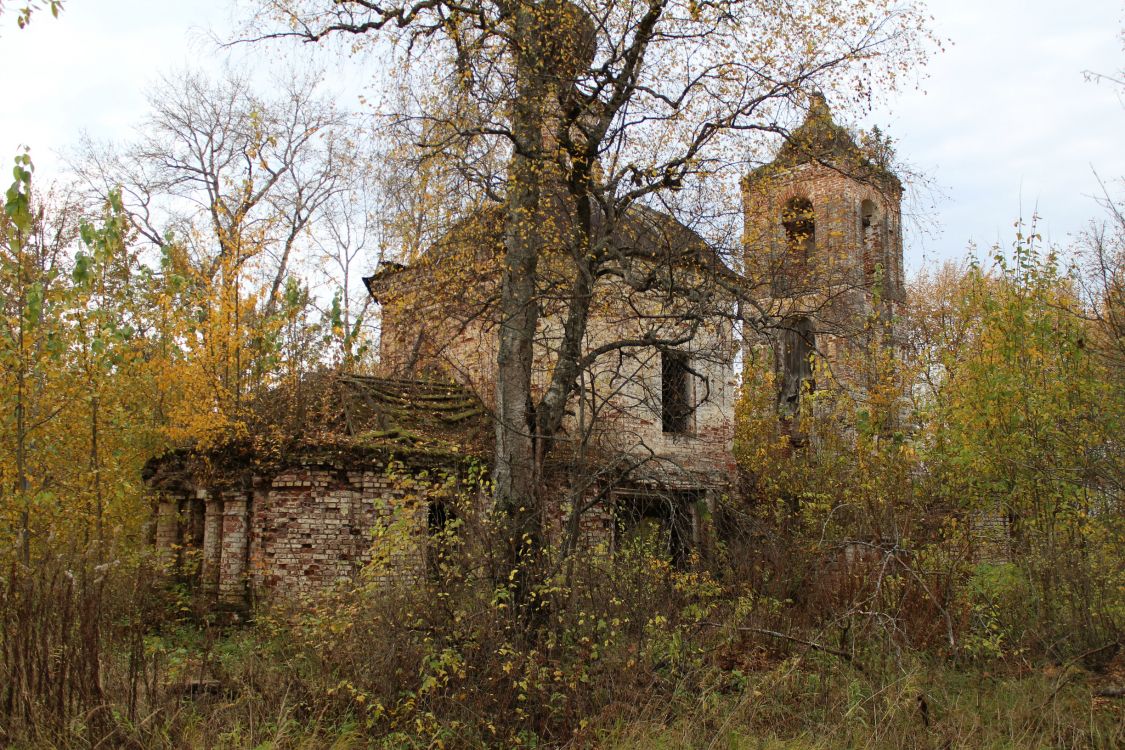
[
  {"x1": 72, "y1": 251, "x2": 92, "y2": 285},
  {"x1": 4, "y1": 153, "x2": 33, "y2": 236},
  {"x1": 22, "y1": 281, "x2": 42, "y2": 325},
  {"x1": 0, "y1": 150, "x2": 172, "y2": 552},
  {"x1": 921, "y1": 233, "x2": 1124, "y2": 656},
  {"x1": 284, "y1": 275, "x2": 303, "y2": 311}
]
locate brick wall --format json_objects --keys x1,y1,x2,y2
[
  {"x1": 543, "y1": 492, "x2": 616, "y2": 552},
  {"x1": 151, "y1": 448, "x2": 732, "y2": 607},
  {"x1": 249, "y1": 467, "x2": 432, "y2": 593},
  {"x1": 149, "y1": 453, "x2": 470, "y2": 608},
  {"x1": 742, "y1": 159, "x2": 906, "y2": 408},
  {"x1": 744, "y1": 161, "x2": 904, "y2": 303}
]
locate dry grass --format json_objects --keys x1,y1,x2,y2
[{"x1": 1, "y1": 536, "x2": 1120, "y2": 748}]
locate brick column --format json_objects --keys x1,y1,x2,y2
[
  {"x1": 154, "y1": 495, "x2": 181, "y2": 570},
  {"x1": 219, "y1": 492, "x2": 250, "y2": 608},
  {"x1": 201, "y1": 491, "x2": 223, "y2": 598}
]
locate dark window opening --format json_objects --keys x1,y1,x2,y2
[
  {"x1": 615, "y1": 493, "x2": 696, "y2": 568},
  {"x1": 426, "y1": 500, "x2": 457, "y2": 579},
  {"x1": 188, "y1": 498, "x2": 206, "y2": 550},
  {"x1": 782, "y1": 197, "x2": 816, "y2": 282},
  {"x1": 780, "y1": 317, "x2": 816, "y2": 411},
  {"x1": 860, "y1": 199, "x2": 878, "y2": 284},
  {"x1": 181, "y1": 498, "x2": 206, "y2": 587},
  {"x1": 661, "y1": 351, "x2": 692, "y2": 433}
]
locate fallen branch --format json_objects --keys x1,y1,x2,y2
[
  {"x1": 1042, "y1": 640, "x2": 1121, "y2": 708},
  {"x1": 700, "y1": 621, "x2": 864, "y2": 672}
]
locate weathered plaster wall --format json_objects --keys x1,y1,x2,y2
[
  {"x1": 575, "y1": 312, "x2": 737, "y2": 479},
  {"x1": 379, "y1": 280, "x2": 738, "y2": 483}
]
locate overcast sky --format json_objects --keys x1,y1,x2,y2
[{"x1": 0, "y1": 0, "x2": 1121, "y2": 271}]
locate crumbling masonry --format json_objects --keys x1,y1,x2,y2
[{"x1": 147, "y1": 97, "x2": 907, "y2": 608}]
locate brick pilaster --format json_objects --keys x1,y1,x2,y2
[
  {"x1": 201, "y1": 491, "x2": 223, "y2": 597},
  {"x1": 219, "y1": 493, "x2": 250, "y2": 608}
]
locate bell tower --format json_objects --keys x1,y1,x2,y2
[{"x1": 743, "y1": 95, "x2": 904, "y2": 411}]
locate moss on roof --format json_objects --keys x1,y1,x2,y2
[
  {"x1": 752, "y1": 94, "x2": 901, "y2": 190},
  {"x1": 142, "y1": 373, "x2": 490, "y2": 492},
  {"x1": 338, "y1": 374, "x2": 488, "y2": 451}
]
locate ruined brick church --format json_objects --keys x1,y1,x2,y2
[{"x1": 146, "y1": 93, "x2": 903, "y2": 609}]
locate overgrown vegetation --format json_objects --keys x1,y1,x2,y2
[
  {"x1": 2, "y1": 509, "x2": 1121, "y2": 747},
  {"x1": 3, "y1": 112, "x2": 1124, "y2": 750},
  {"x1": 2, "y1": 191, "x2": 1122, "y2": 746}
]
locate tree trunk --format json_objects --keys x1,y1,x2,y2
[{"x1": 493, "y1": 8, "x2": 546, "y2": 609}]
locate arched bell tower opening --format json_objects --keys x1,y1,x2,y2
[{"x1": 781, "y1": 196, "x2": 815, "y2": 291}]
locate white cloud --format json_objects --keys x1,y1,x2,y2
[{"x1": 860, "y1": 0, "x2": 1124, "y2": 269}]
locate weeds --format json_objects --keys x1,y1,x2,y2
[{"x1": 0, "y1": 504, "x2": 1120, "y2": 748}]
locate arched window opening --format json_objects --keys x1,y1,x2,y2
[
  {"x1": 781, "y1": 197, "x2": 815, "y2": 278},
  {"x1": 661, "y1": 350, "x2": 693, "y2": 434},
  {"x1": 860, "y1": 199, "x2": 878, "y2": 285},
  {"x1": 780, "y1": 317, "x2": 815, "y2": 411}
]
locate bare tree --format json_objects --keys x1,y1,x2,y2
[
  {"x1": 72, "y1": 67, "x2": 375, "y2": 403},
  {"x1": 312, "y1": 173, "x2": 384, "y2": 366},
  {"x1": 76, "y1": 69, "x2": 353, "y2": 294},
  {"x1": 1077, "y1": 176, "x2": 1125, "y2": 381}
]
